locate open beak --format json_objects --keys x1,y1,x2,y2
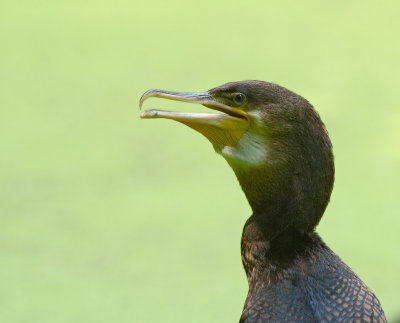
[{"x1": 139, "y1": 90, "x2": 249, "y2": 146}]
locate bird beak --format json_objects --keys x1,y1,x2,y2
[{"x1": 139, "y1": 89, "x2": 249, "y2": 146}]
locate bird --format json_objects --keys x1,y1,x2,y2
[{"x1": 139, "y1": 80, "x2": 386, "y2": 322}]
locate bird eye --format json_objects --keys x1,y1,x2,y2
[{"x1": 233, "y1": 93, "x2": 246, "y2": 105}]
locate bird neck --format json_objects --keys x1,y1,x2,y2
[
  {"x1": 241, "y1": 221, "x2": 323, "y2": 283},
  {"x1": 231, "y1": 164, "x2": 324, "y2": 240},
  {"x1": 228, "y1": 133, "x2": 334, "y2": 240}
]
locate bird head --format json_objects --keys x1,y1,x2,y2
[{"x1": 140, "y1": 81, "x2": 334, "y2": 237}]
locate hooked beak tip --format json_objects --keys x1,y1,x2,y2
[{"x1": 139, "y1": 90, "x2": 153, "y2": 109}]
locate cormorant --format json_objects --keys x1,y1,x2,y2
[{"x1": 139, "y1": 81, "x2": 386, "y2": 322}]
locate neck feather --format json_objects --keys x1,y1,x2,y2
[{"x1": 229, "y1": 128, "x2": 334, "y2": 239}]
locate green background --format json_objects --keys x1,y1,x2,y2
[{"x1": 1, "y1": 0, "x2": 399, "y2": 322}]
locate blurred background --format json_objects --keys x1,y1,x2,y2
[{"x1": 1, "y1": 0, "x2": 399, "y2": 322}]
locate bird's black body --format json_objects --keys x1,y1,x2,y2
[
  {"x1": 140, "y1": 80, "x2": 386, "y2": 322},
  {"x1": 240, "y1": 229, "x2": 385, "y2": 322}
]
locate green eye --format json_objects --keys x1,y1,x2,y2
[{"x1": 233, "y1": 93, "x2": 246, "y2": 105}]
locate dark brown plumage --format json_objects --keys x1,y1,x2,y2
[{"x1": 140, "y1": 80, "x2": 386, "y2": 322}]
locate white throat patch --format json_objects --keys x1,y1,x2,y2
[
  {"x1": 213, "y1": 111, "x2": 269, "y2": 166},
  {"x1": 219, "y1": 131, "x2": 268, "y2": 166}
]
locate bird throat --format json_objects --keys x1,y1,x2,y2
[
  {"x1": 218, "y1": 131, "x2": 269, "y2": 166},
  {"x1": 230, "y1": 145, "x2": 334, "y2": 282}
]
